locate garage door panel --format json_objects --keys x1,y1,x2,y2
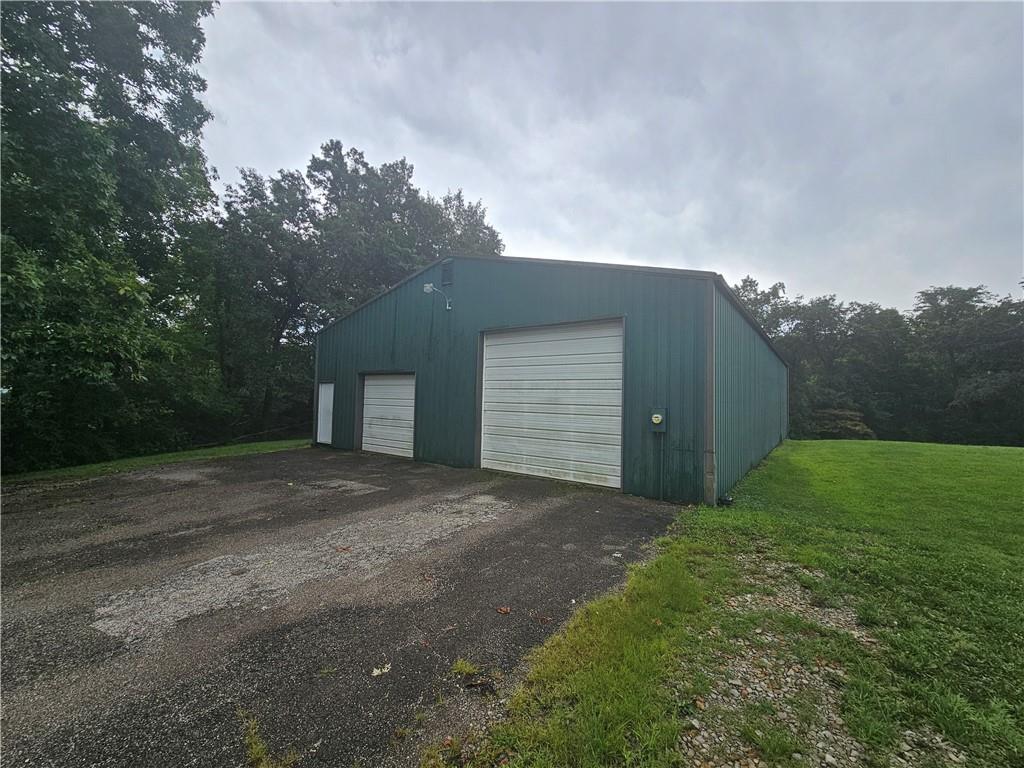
[
  {"x1": 362, "y1": 404, "x2": 413, "y2": 414},
  {"x1": 362, "y1": 422, "x2": 414, "y2": 439},
  {"x1": 363, "y1": 400, "x2": 414, "y2": 410},
  {"x1": 363, "y1": 401, "x2": 414, "y2": 411},
  {"x1": 364, "y1": 433, "x2": 414, "y2": 447},
  {"x1": 481, "y1": 449, "x2": 619, "y2": 478},
  {"x1": 363, "y1": 392, "x2": 416, "y2": 403},
  {"x1": 481, "y1": 448, "x2": 619, "y2": 474},
  {"x1": 484, "y1": 362, "x2": 621, "y2": 382},
  {"x1": 362, "y1": 412, "x2": 414, "y2": 424},
  {"x1": 362, "y1": 386, "x2": 415, "y2": 398},
  {"x1": 484, "y1": 384, "x2": 620, "y2": 397},
  {"x1": 483, "y1": 433, "x2": 619, "y2": 463},
  {"x1": 481, "y1": 319, "x2": 623, "y2": 488},
  {"x1": 483, "y1": 411, "x2": 618, "y2": 436},
  {"x1": 362, "y1": 374, "x2": 415, "y2": 458},
  {"x1": 363, "y1": 420, "x2": 414, "y2": 434},
  {"x1": 485, "y1": 378, "x2": 622, "y2": 391},
  {"x1": 363, "y1": 434, "x2": 414, "y2": 456},
  {"x1": 485, "y1": 323, "x2": 622, "y2": 345},
  {"x1": 483, "y1": 425, "x2": 620, "y2": 448},
  {"x1": 483, "y1": 389, "x2": 622, "y2": 407},
  {"x1": 483, "y1": 403, "x2": 621, "y2": 420},
  {"x1": 362, "y1": 409, "x2": 413, "y2": 421},
  {"x1": 480, "y1": 459, "x2": 618, "y2": 487},
  {"x1": 485, "y1": 328, "x2": 621, "y2": 346},
  {"x1": 483, "y1": 411, "x2": 621, "y2": 433},
  {"x1": 484, "y1": 351, "x2": 622, "y2": 368},
  {"x1": 363, "y1": 438, "x2": 413, "y2": 454}
]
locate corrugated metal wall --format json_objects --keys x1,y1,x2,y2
[
  {"x1": 714, "y1": 286, "x2": 788, "y2": 498},
  {"x1": 317, "y1": 257, "x2": 710, "y2": 502}
]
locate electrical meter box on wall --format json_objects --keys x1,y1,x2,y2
[{"x1": 649, "y1": 408, "x2": 666, "y2": 432}]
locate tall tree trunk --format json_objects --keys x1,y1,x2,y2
[{"x1": 259, "y1": 381, "x2": 274, "y2": 433}]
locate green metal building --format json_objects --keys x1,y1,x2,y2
[{"x1": 314, "y1": 256, "x2": 787, "y2": 504}]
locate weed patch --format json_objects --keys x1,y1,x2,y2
[
  {"x1": 451, "y1": 658, "x2": 481, "y2": 677},
  {"x1": 238, "y1": 710, "x2": 299, "y2": 768}
]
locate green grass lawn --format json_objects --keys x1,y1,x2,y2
[
  {"x1": 4, "y1": 438, "x2": 310, "y2": 483},
  {"x1": 439, "y1": 441, "x2": 1023, "y2": 768}
]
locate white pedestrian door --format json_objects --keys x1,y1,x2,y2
[
  {"x1": 316, "y1": 382, "x2": 334, "y2": 444},
  {"x1": 481, "y1": 319, "x2": 623, "y2": 488},
  {"x1": 361, "y1": 374, "x2": 416, "y2": 457}
]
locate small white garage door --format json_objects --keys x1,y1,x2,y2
[
  {"x1": 361, "y1": 374, "x2": 415, "y2": 457},
  {"x1": 481, "y1": 319, "x2": 623, "y2": 488}
]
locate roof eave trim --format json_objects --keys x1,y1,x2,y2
[
  {"x1": 711, "y1": 274, "x2": 789, "y2": 369},
  {"x1": 315, "y1": 255, "x2": 788, "y2": 369}
]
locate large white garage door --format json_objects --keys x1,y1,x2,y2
[
  {"x1": 481, "y1": 319, "x2": 623, "y2": 488},
  {"x1": 362, "y1": 374, "x2": 415, "y2": 458}
]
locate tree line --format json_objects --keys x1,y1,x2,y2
[
  {"x1": 1, "y1": 2, "x2": 502, "y2": 473},
  {"x1": 734, "y1": 278, "x2": 1023, "y2": 446},
  {"x1": 2, "y1": 3, "x2": 1020, "y2": 474}
]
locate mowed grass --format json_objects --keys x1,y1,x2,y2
[
  {"x1": 4, "y1": 438, "x2": 309, "y2": 483},
  {"x1": 453, "y1": 441, "x2": 1023, "y2": 767},
  {"x1": 722, "y1": 440, "x2": 1023, "y2": 763}
]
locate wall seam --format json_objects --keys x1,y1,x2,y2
[{"x1": 703, "y1": 281, "x2": 717, "y2": 505}]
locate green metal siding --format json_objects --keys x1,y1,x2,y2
[
  {"x1": 714, "y1": 286, "x2": 788, "y2": 497},
  {"x1": 316, "y1": 257, "x2": 710, "y2": 502}
]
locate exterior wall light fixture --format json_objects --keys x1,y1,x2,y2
[{"x1": 423, "y1": 282, "x2": 453, "y2": 310}]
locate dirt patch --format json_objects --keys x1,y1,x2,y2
[
  {"x1": 678, "y1": 627, "x2": 865, "y2": 767},
  {"x1": 677, "y1": 551, "x2": 967, "y2": 767},
  {"x1": 301, "y1": 478, "x2": 387, "y2": 495},
  {"x1": 730, "y1": 554, "x2": 877, "y2": 646},
  {"x1": 92, "y1": 491, "x2": 509, "y2": 643},
  {"x1": 386, "y1": 661, "x2": 529, "y2": 768},
  {"x1": 131, "y1": 467, "x2": 223, "y2": 484}
]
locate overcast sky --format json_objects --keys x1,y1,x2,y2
[{"x1": 199, "y1": 2, "x2": 1023, "y2": 309}]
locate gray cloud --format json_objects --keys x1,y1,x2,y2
[{"x1": 200, "y1": 2, "x2": 1022, "y2": 308}]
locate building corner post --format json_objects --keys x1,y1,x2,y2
[
  {"x1": 703, "y1": 280, "x2": 717, "y2": 505},
  {"x1": 312, "y1": 334, "x2": 321, "y2": 445}
]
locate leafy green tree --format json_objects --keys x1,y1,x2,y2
[
  {"x1": 216, "y1": 169, "x2": 325, "y2": 431},
  {"x1": 734, "y1": 277, "x2": 1023, "y2": 446},
  {"x1": 1, "y1": 6, "x2": 506, "y2": 472},
  {"x1": 732, "y1": 276, "x2": 792, "y2": 338},
  {"x1": 909, "y1": 286, "x2": 1023, "y2": 445},
  {"x1": 210, "y1": 143, "x2": 505, "y2": 433},
  {"x1": 842, "y1": 303, "x2": 918, "y2": 440},
  {"x1": 1, "y1": 1, "x2": 215, "y2": 471},
  {"x1": 437, "y1": 189, "x2": 506, "y2": 260}
]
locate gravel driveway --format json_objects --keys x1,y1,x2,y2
[{"x1": 1, "y1": 447, "x2": 676, "y2": 767}]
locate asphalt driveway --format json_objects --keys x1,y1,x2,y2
[{"x1": 1, "y1": 447, "x2": 677, "y2": 767}]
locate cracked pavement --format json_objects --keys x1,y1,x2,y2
[{"x1": 1, "y1": 447, "x2": 675, "y2": 767}]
